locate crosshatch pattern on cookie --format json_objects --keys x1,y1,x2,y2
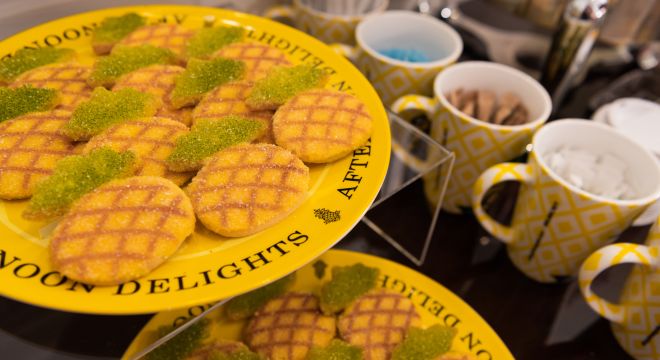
[
  {"x1": 274, "y1": 90, "x2": 372, "y2": 162},
  {"x1": 11, "y1": 64, "x2": 93, "y2": 110},
  {"x1": 84, "y1": 117, "x2": 192, "y2": 185},
  {"x1": 188, "y1": 144, "x2": 308, "y2": 236},
  {"x1": 246, "y1": 292, "x2": 336, "y2": 360},
  {"x1": 213, "y1": 42, "x2": 291, "y2": 82},
  {"x1": 193, "y1": 81, "x2": 274, "y2": 142},
  {"x1": 0, "y1": 110, "x2": 76, "y2": 199},
  {"x1": 338, "y1": 290, "x2": 421, "y2": 360},
  {"x1": 114, "y1": 65, "x2": 192, "y2": 125},
  {"x1": 118, "y1": 24, "x2": 194, "y2": 56},
  {"x1": 49, "y1": 177, "x2": 195, "y2": 285}
]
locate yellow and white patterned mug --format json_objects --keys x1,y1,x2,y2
[
  {"x1": 392, "y1": 61, "x2": 551, "y2": 212},
  {"x1": 264, "y1": 0, "x2": 389, "y2": 45},
  {"x1": 332, "y1": 10, "x2": 462, "y2": 107},
  {"x1": 579, "y1": 218, "x2": 660, "y2": 360},
  {"x1": 473, "y1": 119, "x2": 660, "y2": 283}
]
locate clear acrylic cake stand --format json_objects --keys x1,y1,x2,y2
[
  {"x1": 130, "y1": 110, "x2": 454, "y2": 360},
  {"x1": 361, "y1": 110, "x2": 454, "y2": 266}
]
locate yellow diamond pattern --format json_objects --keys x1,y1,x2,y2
[
  {"x1": 610, "y1": 221, "x2": 660, "y2": 360},
  {"x1": 358, "y1": 54, "x2": 449, "y2": 107},
  {"x1": 578, "y1": 221, "x2": 660, "y2": 359},
  {"x1": 393, "y1": 95, "x2": 540, "y2": 213},
  {"x1": 503, "y1": 158, "x2": 649, "y2": 282},
  {"x1": 295, "y1": 9, "x2": 359, "y2": 45},
  {"x1": 429, "y1": 104, "x2": 538, "y2": 213}
]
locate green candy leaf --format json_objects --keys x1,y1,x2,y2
[
  {"x1": 0, "y1": 86, "x2": 59, "y2": 122},
  {"x1": 23, "y1": 148, "x2": 135, "y2": 220},
  {"x1": 391, "y1": 325, "x2": 457, "y2": 360},
  {"x1": 224, "y1": 274, "x2": 296, "y2": 320},
  {"x1": 0, "y1": 47, "x2": 74, "y2": 84},
  {"x1": 145, "y1": 318, "x2": 210, "y2": 360},
  {"x1": 169, "y1": 57, "x2": 245, "y2": 109},
  {"x1": 63, "y1": 87, "x2": 158, "y2": 141},
  {"x1": 307, "y1": 339, "x2": 363, "y2": 360},
  {"x1": 246, "y1": 65, "x2": 327, "y2": 110},
  {"x1": 186, "y1": 26, "x2": 244, "y2": 59},
  {"x1": 320, "y1": 263, "x2": 379, "y2": 314},
  {"x1": 211, "y1": 348, "x2": 264, "y2": 360},
  {"x1": 88, "y1": 45, "x2": 177, "y2": 87},
  {"x1": 92, "y1": 13, "x2": 146, "y2": 54},
  {"x1": 166, "y1": 116, "x2": 266, "y2": 172}
]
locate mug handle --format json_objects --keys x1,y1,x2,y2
[
  {"x1": 330, "y1": 44, "x2": 359, "y2": 63},
  {"x1": 579, "y1": 242, "x2": 659, "y2": 324},
  {"x1": 472, "y1": 163, "x2": 533, "y2": 244},
  {"x1": 263, "y1": 5, "x2": 295, "y2": 21}
]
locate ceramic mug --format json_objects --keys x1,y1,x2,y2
[
  {"x1": 579, "y1": 217, "x2": 660, "y2": 360},
  {"x1": 392, "y1": 61, "x2": 551, "y2": 213},
  {"x1": 472, "y1": 119, "x2": 660, "y2": 283},
  {"x1": 332, "y1": 10, "x2": 462, "y2": 107},
  {"x1": 264, "y1": 0, "x2": 389, "y2": 45}
]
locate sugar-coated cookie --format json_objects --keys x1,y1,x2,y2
[
  {"x1": 84, "y1": 117, "x2": 192, "y2": 185},
  {"x1": 186, "y1": 143, "x2": 309, "y2": 237},
  {"x1": 11, "y1": 63, "x2": 93, "y2": 110},
  {"x1": 338, "y1": 289, "x2": 422, "y2": 360},
  {"x1": 91, "y1": 13, "x2": 146, "y2": 55},
  {"x1": 166, "y1": 116, "x2": 266, "y2": 172},
  {"x1": 212, "y1": 42, "x2": 290, "y2": 82},
  {"x1": 49, "y1": 176, "x2": 195, "y2": 285},
  {"x1": 117, "y1": 24, "x2": 194, "y2": 58},
  {"x1": 246, "y1": 65, "x2": 327, "y2": 111},
  {"x1": 246, "y1": 292, "x2": 336, "y2": 360},
  {"x1": 193, "y1": 81, "x2": 273, "y2": 142},
  {"x1": 114, "y1": 65, "x2": 192, "y2": 126},
  {"x1": 273, "y1": 89, "x2": 372, "y2": 163},
  {"x1": 0, "y1": 110, "x2": 75, "y2": 199},
  {"x1": 0, "y1": 47, "x2": 74, "y2": 84}
]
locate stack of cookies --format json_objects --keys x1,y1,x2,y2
[{"x1": 0, "y1": 11, "x2": 375, "y2": 286}]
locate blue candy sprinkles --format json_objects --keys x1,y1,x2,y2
[{"x1": 378, "y1": 48, "x2": 431, "y2": 62}]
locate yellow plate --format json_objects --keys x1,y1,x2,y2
[
  {"x1": 0, "y1": 5, "x2": 390, "y2": 314},
  {"x1": 123, "y1": 249, "x2": 514, "y2": 360}
]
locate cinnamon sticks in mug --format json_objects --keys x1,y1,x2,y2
[{"x1": 445, "y1": 88, "x2": 529, "y2": 125}]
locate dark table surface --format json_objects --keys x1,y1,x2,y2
[{"x1": 0, "y1": 1, "x2": 655, "y2": 359}]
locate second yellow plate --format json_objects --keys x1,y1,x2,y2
[{"x1": 123, "y1": 250, "x2": 514, "y2": 360}]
